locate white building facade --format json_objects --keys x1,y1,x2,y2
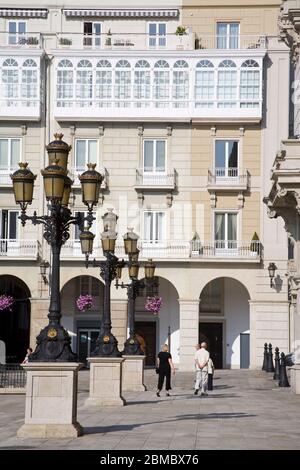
[{"x1": 0, "y1": 0, "x2": 292, "y2": 370}]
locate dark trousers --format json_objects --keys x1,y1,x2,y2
[
  {"x1": 157, "y1": 368, "x2": 171, "y2": 391},
  {"x1": 208, "y1": 373, "x2": 213, "y2": 391}
]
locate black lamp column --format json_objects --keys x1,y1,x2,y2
[{"x1": 11, "y1": 134, "x2": 102, "y2": 362}]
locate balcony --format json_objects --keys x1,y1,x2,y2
[
  {"x1": 197, "y1": 34, "x2": 267, "y2": 50},
  {"x1": 56, "y1": 32, "x2": 195, "y2": 52},
  {"x1": 69, "y1": 166, "x2": 108, "y2": 189},
  {"x1": 0, "y1": 32, "x2": 41, "y2": 49},
  {"x1": 207, "y1": 168, "x2": 249, "y2": 191},
  {"x1": 61, "y1": 239, "x2": 262, "y2": 262},
  {"x1": 0, "y1": 168, "x2": 17, "y2": 186},
  {"x1": 0, "y1": 239, "x2": 40, "y2": 259},
  {"x1": 135, "y1": 169, "x2": 177, "y2": 190}
]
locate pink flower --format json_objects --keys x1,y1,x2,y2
[
  {"x1": 145, "y1": 296, "x2": 162, "y2": 315},
  {"x1": 76, "y1": 295, "x2": 94, "y2": 312},
  {"x1": 0, "y1": 295, "x2": 14, "y2": 311}
]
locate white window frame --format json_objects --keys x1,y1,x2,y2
[
  {"x1": 0, "y1": 209, "x2": 20, "y2": 254},
  {"x1": 7, "y1": 20, "x2": 27, "y2": 45},
  {"x1": 142, "y1": 139, "x2": 167, "y2": 175},
  {"x1": 142, "y1": 210, "x2": 167, "y2": 246},
  {"x1": 148, "y1": 22, "x2": 167, "y2": 48},
  {"x1": 216, "y1": 22, "x2": 240, "y2": 49},
  {"x1": 74, "y1": 139, "x2": 99, "y2": 173},
  {"x1": 83, "y1": 21, "x2": 102, "y2": 48},
  {"x1": 213, "y1": 210, "x2": 239, "y2": 252},
  {"x1": 214, "y1": 139, "x2": 239, "y2": 179},
  {"x1": 0, "y1": 137, "x2": 21, "y2": 172}
]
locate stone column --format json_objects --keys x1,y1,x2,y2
[
  {"x1": 291, "y1": 365, "x2": 300, "y2": 394},
  {"x1": 17, "y1": 362, "x2": 83, "y2": 438},
  {"x1": 85, "y1": 357, "x2": 126, "y2": 406},
  {"x1": 122, "y1": 355, "x2": 146, "y2": 392},
  {"x1": 178, "y1": 299, "x2": 199, "y2": 371}
]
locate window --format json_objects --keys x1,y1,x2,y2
[
  {"x1": 154, "y1": 60, "x2": 170, "y2": 108},
  {"x1": 21, "y1": 59, "x2": 38, "y2": 106},
  {"x1": 173, "y1": 60, "x2": 189, "y2": 108},
  {"x1": 8, "y1": 21, "x2": 26, "y2": 45},
  {"x1": 217, "y1": 60, "x2": 237, "y2": 108},
  {"x1": 195, "y1": 60, "x2": 215, "y2": 108},
  {"x1": 115, "y1": 60, "x2": 131, "y2": 107},
  {"x1": 240, "y1": 60, "x2": 260, "y2": 108},
  {"x1": 148, "y1": 23, "x2": 166, "y2": 48},
  {"x1": 0, "y1": 210, "x2": 19, "y2": 240},
  {"x1": 74, "y1": 211, "x2": 96, "y2": 241},
  {"x1": 134, "y1": 60, "x2": 150, "y2": 108},
  {"x1": 143, "y1": 139, "x2": 166, "y2": 174},
  {"x1": 57, "y1": 59, "x2": 73, "y2": 107},
  {"x1": 76, "y1": 60, "x2": 93, "y2": 107},
  {"x1": 95, "y1": 60, "x2": 112, "y2": 107},
  {"x1": 200, "y1": 279, "x2": 222, "y2": 313},
  {"x1": 215, "y1": 140, "x2": 238, "y2": 178},
  {"x1": 0, "y1": 138, "x2": 21, "y2": 174},
  {"x1": 217, "y1": 22, "x2": 239, "y2": 49},
  {"x1": 214, "y1": 212, "x2": 237, "y2": 249},
  {"x1": 2, "y1": 58, "x2": 18, "y2": 106},
  {"x1": 78, "y1": 276, "x2": 99, "y2": 296},
  {"x1": 83, "y1": 22, "x2": 102, "y2": 47},
  {"x1": 143, "y1": 211, "x2": 166, "y2": 243},
  {"x1": 75, "y1": 139, "x2": 98, "y2": 172}
]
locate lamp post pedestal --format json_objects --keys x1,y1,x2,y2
[
  {"x1": 290, "y1": 365, "x2": 300, "y2": 394},
  {"x1": 122, "y1": 355, "x2": 146, "y2": 392},
  {"x1": 85, "y1": 357, "x2": 126, "y2": 407},
  {"x1": 17, "y1": 362, "x2": 83, "y2": 438}
]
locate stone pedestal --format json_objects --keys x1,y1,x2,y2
[
  {"x1": 85, "y1": 357, "x2": 126, "y2": 406},
  {"x1": 122, "y1": 355, "x2": 146, "y2": 392},
  {"x1": 290, "y1": 365, "x2": 300, "y2": 394},
  {"x1": 17, "y1": 363, "x2": 83, "y2": 438}
]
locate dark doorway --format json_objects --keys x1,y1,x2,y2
[
  {"x1": 0, "y1": 275, "x2": 31, "y2": 363},
  {"x1": 240, "y1": 333, "x2": 250, "y2": 369},
  {"x1": 135, "y1": 321, "x2": 156, "y2": 366},
  {"x1": 199, "y1": 322, "x2": 223, "y2": 369}
]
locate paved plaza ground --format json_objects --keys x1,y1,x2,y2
[{"x1": 0, "y1": 369, "x2": 300, "y2": 450}]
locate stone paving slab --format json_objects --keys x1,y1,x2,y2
[{"x1": 0, "y1": 369, "x2": 300, "y2": 450}]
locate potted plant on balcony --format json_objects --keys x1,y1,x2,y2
[
  {"x1": 175, "y1": 26, "x2": 187, "y2": 50},
  {"x1": 250, "y1": 232, "x2": 260, "y2": 256},
  {"x1": 190, "y1": 231, "x2": 201, "y2": 256},
  {"x1": 105, "y1": 29, "x2": 112, "y2": 47}
]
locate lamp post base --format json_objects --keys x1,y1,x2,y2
[
  {"x1": 17, "y1": 362, "x2": 83, "y2": 438},
  {"x1": 29, "y1": 324, "x2": 77, "y2": 362},
  {"x1": 123, "y1": 336, "x2": 144, "y2": 355},
  {"x1": 122, "y1": 355, "x2": 146, "y2": 392},
  {"x1": 91, "y1": 331, "x2": 122, "y2": 358},
  {"x1": 85, "y1": 357, "x2": 126, "y2": 406}
]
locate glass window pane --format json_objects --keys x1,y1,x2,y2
[
  {"x1": 18, "y1": 22, "x2": 26, "y2": 34},
  {"x1": 76, "y1": 140, "x2": 86, "y2": 170},
  {"x1": 9, "y1": 22, "x2": 16, "y2": 33},
  {"x1": 144, "y1": 141, "x2": 154, "y2": 171},
  {"x1": 88, "y1": 140, "x2": 98, "y2": 163},
  {"x1": 11, "y1": 139, "x2": 20, "y2": 167},
  {"x1": 156, "y1": 212, "x2": 165, "y2": 240},
  {"x1": 159, "y1": 24, "x2": 166, "y2": 35},
  {"x1": 94, "y1": 23, "x2": 101, "y2": 35},
  {"x1": 215, "y1": 213, "x2": 225, "y2": 240},
  {"x1": 228, "y1": 141, "x2": 238, "y2": 168},
  {"x1": 0, "y1": 139, "x2": 8, "y2": 168},
  {"x1": 228, "y1": 213, "x2": 237, "y2": 241},
  {"x1": 215, "y1": 141, "x2": 226, "y2": 168},
  {"x1": 149, "y1": 24, "x2": 156, "y2": 35},
  {"x1": 9, "y1": 211, "x2": 18, "y2": 239},
  {"x1": 144, "y1": 212, "x2": 153, "y2": 240},
  {"x1": 156, "y1": 140, "x2": 165, "y2": 171}
]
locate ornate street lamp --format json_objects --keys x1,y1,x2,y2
[
  {"x1": 268, "y1": 262, "x2": 277, "y2": 287},
  {"x1": 116, "y1": 229, "x2": 156, "y2": 355},
  {"x1": 85, "y1": 209, "x2": 122, "y2": 357},
  {"x1": 10, "y1": 134, "x2": 103, "y2": 361}
]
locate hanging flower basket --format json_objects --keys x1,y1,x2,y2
[
  {"x1": 0, "y1": 295, "x2": 14, "y2": 311},
  {"x1": 76, "y1": 294, "x2": 94, "y2": 312},
  {"x1": 145, "y1": 296, "x2": 162, "y2": 315}
]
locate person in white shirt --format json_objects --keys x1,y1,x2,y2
[{"x1": 194, "y1": 342, "x2": 210, "y2": 396}]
